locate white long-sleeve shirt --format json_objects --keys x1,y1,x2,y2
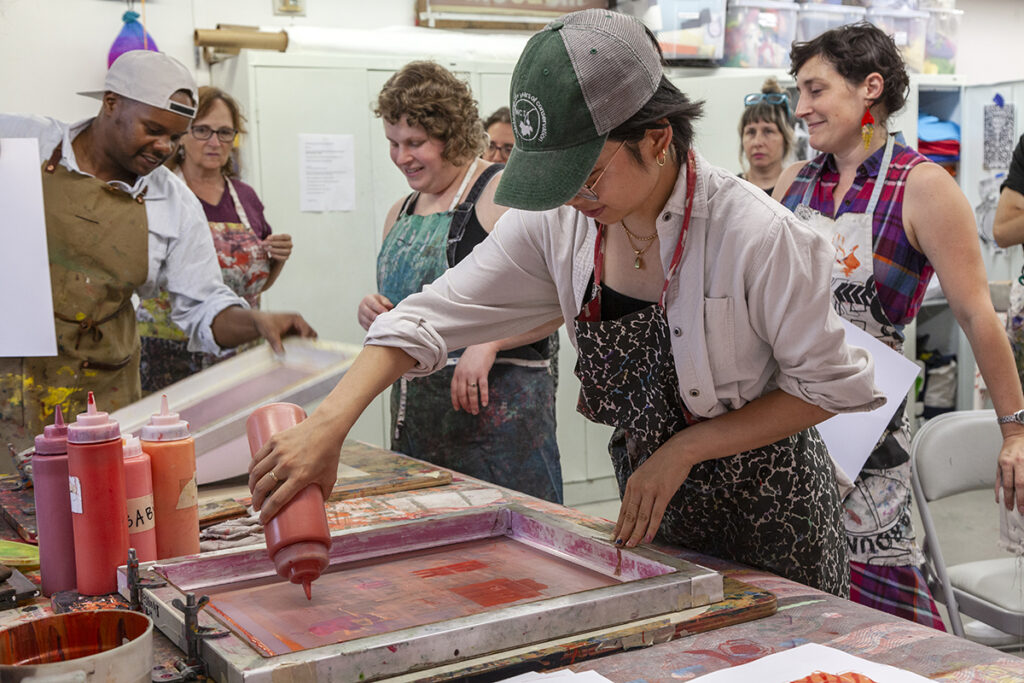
[
  {"x1": 2, "y1": 114, "x2": 247, "y2": 354},
  {"x1": 367, "y1": 150, "x2": 884, "y2": 418}
]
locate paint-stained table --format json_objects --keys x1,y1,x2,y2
[{"x1": 3, "y1": 440, "x2": 1023, "y2": 681}]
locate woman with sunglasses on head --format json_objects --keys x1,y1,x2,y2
[
  {"x1": 738, "y1": 78, "x2": 793, "y2": 196},
  {"x1": 138, "y1": 86, "x2": 293, "y2": 391},
  {"x1": 774, "y1": 23, "x2": 1024, "y2": 627},
  {"x1": 248, "y1": 10, "x2": 882, "y2": 597}
]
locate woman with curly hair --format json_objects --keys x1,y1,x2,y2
[{"x1": 356, "y1": 61, "x2": 563, "y2": 502}]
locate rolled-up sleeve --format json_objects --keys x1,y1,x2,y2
[
  {"x1": 140, "y1": 189, "x2": 248, "y2": 355},
  {"x1": 365, "y1": 210, "x2": 564, "y2": 376},
  {"x1": 749, "y1": 215, "x2": 885, "y2": 414}
]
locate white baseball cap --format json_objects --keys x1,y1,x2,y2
[{"x1": 79, "y1": 50, "x2": 198, "y2": 119}]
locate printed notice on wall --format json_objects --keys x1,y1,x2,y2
[
  {"x1": 0, "y1": 138, "x2": 57, "y2": 357},
  {"x1": 299, "y1": 134, "x2": 355, "y2": 212}
]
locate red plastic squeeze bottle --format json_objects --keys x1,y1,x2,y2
[
  {"x1": 32, "y1": 406, "x2": 77, "y2": 596},
  {"x1": 140, "y1": 395, "x2": 199, "y2": 560},
  {"x1": 246, "y1": 403, "x2": 331, "y2": 600},
  {"x1": 123, "y1": 435, "x2": 157, "y2": 562},
  {"x1": 67, "y1": 392, "x2": 129, "y2": 596}
]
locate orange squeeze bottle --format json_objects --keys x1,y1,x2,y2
[
  {"x1": 246, "y1": 403, "x2": 331, "y2": 600},
  {"x1": 140, "y1": 396, "x2": 199, "y2": 560}
]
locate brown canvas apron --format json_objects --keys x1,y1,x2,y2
[{"x1": 0, "y1": 143, "x2": 148, "y2": 454}]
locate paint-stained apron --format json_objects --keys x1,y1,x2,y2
[
  {"x1": 793, "y1": 134, "x2": 922, "y2": 567},
  {"x1": 0, "y1": 143, "x2": 148, "y2": 454},
  {"x1": 574, "y1": 151, "x2": 848, "y2": 596},
  {"x1": 137, "y1": 178, "x2": 269, "y2": 392},
  {"x1": 378, "y1": 164, "x2": 562, "y2": 504}
]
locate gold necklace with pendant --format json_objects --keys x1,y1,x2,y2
[{"x1": 620, "y1": 220, "x2": 658, "y2": 269}]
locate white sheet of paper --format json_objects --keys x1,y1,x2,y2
[
  {"x1": 693, "y1": 643, "x2": 932, "y2": 682},
  {"x1": 816, "y1": 319, "x2": 921, "y2": 483},
  {"x1": 0, "y1": 138, "x2": 56, "y2": 357},
  {"x1": 299, "y1": 133, "x2": 355, "y2": 212}
]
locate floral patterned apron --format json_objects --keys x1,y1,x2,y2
[
  {"x1": 793, "y1": 134, "x2": 922, "y2": 567},
  {"x1": 573, "y1": 150, "x2": 848, "y2": 596},
  {"x1": 137, "y1": 176, "x2": 270, "y2": 392}
]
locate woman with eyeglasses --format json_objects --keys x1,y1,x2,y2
[
  {"x1": 774, "y1": 23, "x2": 1024, "y2": 627},
  {"x1": 137, "y1": 86, "x2": 293, "y2": 391},
  {"x1": 738, "y1": 79, "x2": 793, "y2": 196},
  {"x1": 482, "y1": 106, "x2": 515, "y2": 163},
  {"x1": 248, "y1": 11, "x2": 882, "y2": 596},
  {"x1": 357, "y1": 61, "x2": 563, "y2": 503}
]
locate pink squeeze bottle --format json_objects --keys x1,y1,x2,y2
[
  {"x1": 123, "y1": 435, "x2": 157, "y2": 562},
  {"x1": 32, "y1": 406, "x2": 77, "y2": 596},
  {"x1": 246, "y1": 403, "x2": 331, "y2": 600}
]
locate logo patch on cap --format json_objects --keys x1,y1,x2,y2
[{"x1": 513, "y1": 93, "x2": 547, "y2": 143}]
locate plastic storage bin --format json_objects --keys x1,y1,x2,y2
[
  {"x1": 796, "y1": 3, "x2": 866, "y2": 43},
  {"x1": 618, "y1": 0, "x2": 728, "y2": 60},
  {"x1": 723, "y1": 0, "x2": 798, "y2": 68},
  {"x1": 924, "y1": 7, "x2": 962, "y2": 74},
  {"x1": 848, "y1": 0, "x2": 920, "y2": 8},
  {"x1": 867, "y1": 7, "x2": 928, "y2": 73}
]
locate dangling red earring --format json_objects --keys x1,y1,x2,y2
[{"x1": 861, "y1": 108, "x2": 875, "y2": 151}]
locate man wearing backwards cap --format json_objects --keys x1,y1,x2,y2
[
  {"x1": 0, "y1": 50, "x2": 315, "y2": 455},
  {"x1": 244, "y1": 9, "x2": 881, "y2": 598}
]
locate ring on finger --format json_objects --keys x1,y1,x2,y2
[
  {"x1": 268, "y1": 471, "x2": 281, "y2": 486},
  {"x1": 468, "y1": 382, "x2": 477, "y2": 388}
]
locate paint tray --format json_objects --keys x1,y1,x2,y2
[
  {"x1": 108, "y1": 338, "x2": 360, "y2": 484},
  {"x1": 124, "y1": 504, "x2": 723, "y2": 682}
]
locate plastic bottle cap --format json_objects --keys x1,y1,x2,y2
[
  {"x1": 122, "y1": 435, "x2": 144, "y2": 459},
  {"x1": 34, "y1": 405, "x2": 68, "y2": 455},
  {"x1": 67, "y1": 392, "x2": 121, "y2": 444},
  {"x1": 140, "y1": 395, "x2": 191, "y2": 442}
]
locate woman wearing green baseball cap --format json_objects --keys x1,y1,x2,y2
[{"x1": 248, "y1": 9, "x2": 882, "y2": 598}]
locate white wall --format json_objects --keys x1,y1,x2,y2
[{"x1": 0, "y1": 0, "x2": 1017, "y2": 122}]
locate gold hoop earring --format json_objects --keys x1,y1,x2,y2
[{"x1": 657, "y1": 148, "x2": 667, "y2": 167}]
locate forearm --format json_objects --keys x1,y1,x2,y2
[
  {"x1": 666, "y1": 389, "x2": 833, "y2": 467},
  {"x1": 210, "y1": 306, "x2": 259, "y2": 349},
  {"x1": 263, "y1": 259, "x2": 285, "y2": 292},
  {"x1": 960, "y1": 309, "x2": 1024, "y2": 438},
  {"x1": 477, "y1": 317, "x2": 563, "y2": 353},
  {"x1": 305, "y1": 345, "x2": 417, "y2": 441}
]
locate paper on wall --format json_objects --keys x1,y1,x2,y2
[
  {"x1": 692, "y1": 643, "x2": 932, "y2": 682},
  {"x1": 816, "y1": 319, "x2": 921, "y2": 484},
  {"x1": 299, "y1": 133, "x2": 355, "y2": 212},
  {"x1": 0, "y1": 138, "x2": 57, "y2": 357}
]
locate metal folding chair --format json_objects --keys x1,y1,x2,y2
[{"x1": 910, "y1": 409, "x2": 1024, "y2": 637}]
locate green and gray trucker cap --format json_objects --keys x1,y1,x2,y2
[{"x1": 494, "y1": 9, "x2": 663, "y2": 211}]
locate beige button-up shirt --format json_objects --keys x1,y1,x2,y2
[{"x1": 367, "y1": 150, "x2": 883, "y2": 418}]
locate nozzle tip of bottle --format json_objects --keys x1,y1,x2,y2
[
  {"x1": 54, "y1": 404, "x2": 64, "y2": 427},
  {"x1": 160, "y1": 394, "x2": 170, "y2": 416},
  {"x1": 87, "y1": 391, "x2": 96, "y2": 412},
  {"x1": 303, "y1": 581, "x2": 312, "y2": 601}
]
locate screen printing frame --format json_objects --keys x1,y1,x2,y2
[
  {"x1": 108, "y1": 338, "x2": 360, "y2": 484},
  {"x1": 120, "y1": 504, "x2": 724, "y2": 682}
]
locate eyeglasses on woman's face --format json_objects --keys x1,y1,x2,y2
[
  {"x1": 487, "y1": 141, "x2": 514, "y2": 158},
  {"x1": 575, "y1": 141, "x2": 626, "y2": 202},
  {"x1": 744, "y1": 92, "x2": 789, "y2": 108},
  {"x1": 190, "y1": 125, "x2": 237, "y2": 143}
]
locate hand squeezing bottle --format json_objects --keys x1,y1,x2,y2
[{"x1": 246, "y1": 403, "x2": 331, "y2": 600}]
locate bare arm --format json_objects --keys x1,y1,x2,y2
[
  {"x1": 771, "y1": 160, "x2": 810, "y2": 203},
  {"x1": 357, "y1": 198, "x2": 407, "y2": 330},
  {"x1": 249, "y1": 344, "x2": 417, "y2": 522},
  {"x1": 993, "y1": 187, "x2": 1024, "y2": 249},
  {"x1": 615, "y1": 389, "x2": 833, "y2": 547},
  {"x1": 261, "y1": 234, "x2": 293, "y2": 292},
  {"x1": 904, "y1": 163, "x2": 1024, "y2": 510},
  {"x1": 210, "y1": 306, "x2": 316, "y2": 354}
]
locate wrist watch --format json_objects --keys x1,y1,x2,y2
[{"x1": 997, "y1": 409, "x2": 1024, "y2": 425}]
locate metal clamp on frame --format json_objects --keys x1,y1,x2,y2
[{"x1": 125, "y1": 548, "x2": 167, "y2": 613}]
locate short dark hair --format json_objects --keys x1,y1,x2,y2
[
  {"x1": 483, "y1": 106, "x2": 511, "y2": 131},
  {"x1": 608, "y1": 27, "x2": 703, "y2": 164},
  {"x1": 789, "y1": 22, "x2": 909, "y2": 124}
]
